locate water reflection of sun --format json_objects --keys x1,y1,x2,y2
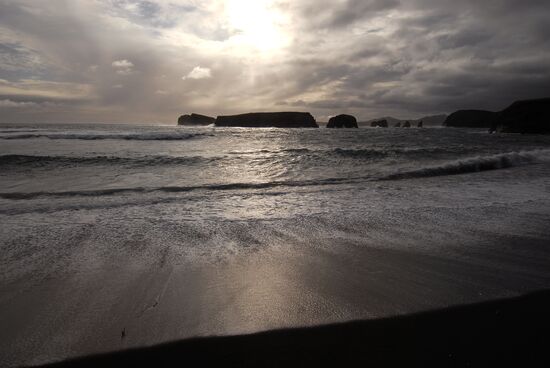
[{"x1": 224, "y1": 0, "x2": 290, "y2": 52}]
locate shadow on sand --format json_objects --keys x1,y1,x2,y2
[{"x1": 38, "y1": 290, "x2": 550, "y2": 368}]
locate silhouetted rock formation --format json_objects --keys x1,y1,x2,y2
[
  {"x1": 417, "y1": 120, "x2": 423, "y2": 128},
  {"x1": 215, "y1": 112, "x2": 318, "y2": 128},
  {"x1": 361, "y1": 115, "x2": 447, "y2": 127},
  {"x1": 371, "y1": 119, "x2": 388, "y2": 128},
  {"x1": 362, "y1": 117, "x2": 401, "y2": 127},
  {"x1": 327, "y1": 114, "x2": 358, "y2": 128},
  {"x1": 443, "y1": 110, "x2": 496, "y2": 128},
  {"x1": 490, "y1": 98, "x2": 550, "y2": 134},
  {"x1": 178, "y1": 113, "x2": 216, "y2": 126},
  {"x1": 402, "y1": 121, "x2": 411, "y2": 128}
]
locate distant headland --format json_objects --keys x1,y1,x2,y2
[
  {"x1": 177, "y1": 97, "x2": 550, "y2": 133},
  {"x1": 178, "y1": 113, "x2": 216, "y2": 126},
  {"x1": 443, "y1": 97, "x2": 550, "y2": 134},
  {"x1": 178, "y1": 112, "x2": 317, "y2": 128},
  {"x1": 216, "y1": 112, "x2": 318, "y2": 128}
]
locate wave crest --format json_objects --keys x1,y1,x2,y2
[
  {"x1": 2, "y1": 150, "x2": 548, "y2": 201},
  {"x1": 382, "y1": 149, "x2": 550, "y2": 181},
  {"x1": 0, "y1": 177, "x2": 354, "y2": 200}
]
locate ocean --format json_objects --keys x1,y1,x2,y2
[{"x1": 2, "y1": 123, "x2": 550, "y2": 366}]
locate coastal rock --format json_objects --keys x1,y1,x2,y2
[
  {"x1": 490, "y1": 98, "x2": 550, "y2": 134},
  {"x1": 215, "y1": 112, "x2": 318, "y2": 128},
  {"x1": 361, "y1": 115, "x2": 447, "y2": 128},
  {"x1": 363, "y1": 117, "x2": 400, "y2": 127},
  {"x1": 178, "y1": 113, "x2": 216, "y2": 126},
  {"x1": 417, "y1": 120, "x2": 423, "y2": 128},
  {"x1": 327, "y1": 114, "x2": 358, "y2": 128},
  {"x1": 402, "y1": 121, "x2": 411, "y2": 128},
  {"x1": 371, "y1": 119, "x2": 388, "y2": 128},
  {"x1": 443, "y1": 110, "x2": 496, "y2": 128}
]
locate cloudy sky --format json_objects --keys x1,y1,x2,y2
[{"x1": 1, "y1": 0, "x2": 549, "y2": 123}]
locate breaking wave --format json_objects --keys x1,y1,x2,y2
[
  {"x1": 381, "y1": 149, "x2": 550, "y2": 181},
  {"x1": 2, "y1": 150, "x2": 549, "y2": 200},
  {"x1": 0, "y1": 177, "x2": 358, "y2": 200}
]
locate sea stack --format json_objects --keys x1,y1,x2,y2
[
  {"x1": 417, "y1": 120, "x2": 423, "y2": 128},
  {"x1": 403, "y1": 121, "x2": 411, "y2": 128},
  {"x1": 326, "y1": 114, "x2": 358, "y2": 128},
  {"x1": 215, "y1": 112, "x2": 318, "y2": 128},
  {"x1": 490, "y1": 98, "x2": 550, "y2": 134},
  {"x1": 178, "y1": 113, "x2": 216, "y2": 126}
]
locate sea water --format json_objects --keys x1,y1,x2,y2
[{"x1": 2, "y1": 123, "x2": 550, "y2": 277}]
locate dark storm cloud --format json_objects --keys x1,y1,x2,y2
[
  {"x1": 329, "y1": 0, "x2": 400, "y2": 28},
  {"x1": 0, "y1": 0, "x2": 549, "y2": 123},
  {"x1": 275, "y1": 0, "x2": 550, "y2": 118}
]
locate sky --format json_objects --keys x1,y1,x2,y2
[{"x1": 0, "y1": 0, "x2": 549, "y2": 124}]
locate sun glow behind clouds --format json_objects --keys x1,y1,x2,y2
[{"x1": 224, "y1": 0, "x2": 290, "y2": 53}]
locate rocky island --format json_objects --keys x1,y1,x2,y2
[
  {"x1": 176, "y1": 97, "x2": 549, "y2": 133},
  {"x1": 215, "y1": 112, "x2": 318, "y2": 128},
  {"x1": 444, "y1": 98, "x2": 550, "y2": 133},
  {"x1": 326, "y1": 114, "x2": 358, "y2": 128},
  {"x1": 178, "y1": 113, "x2": 216, "y2": 126},
  {"x1": 361, "y1": 115, "x2": 446, "y2": 128}
]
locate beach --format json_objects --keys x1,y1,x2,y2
[{"x1": 1, "y1": 124, "x2": 550, "y2": 366}]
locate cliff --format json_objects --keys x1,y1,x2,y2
[
  {"x1": 178, "y1": 113, "x2": 216, "y2": 126},
  {"x1": 491, "y1": 98, "x2": 550, "y2": 134}
]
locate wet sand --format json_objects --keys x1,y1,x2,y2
[
  {"x1": 38, "y1": 290, "x2": 550, "y2": 368},
  {"x1": 2, "y1": 215, "x2": 550, "y2": 367}
]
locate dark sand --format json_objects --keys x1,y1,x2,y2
[
  {"x1": 36, "y1": 290, "x2": 550, "y2": 368},
  {"x1": 4, "y1": 233, "x2": 550, "y2": 367}
]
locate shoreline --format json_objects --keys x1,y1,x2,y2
[
  {"x1": 3, "y1": 220, "x2": 550, "y2": 367},
  {"x1": 36, "y1": 290, "x2": 550, "y2": 367}
]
